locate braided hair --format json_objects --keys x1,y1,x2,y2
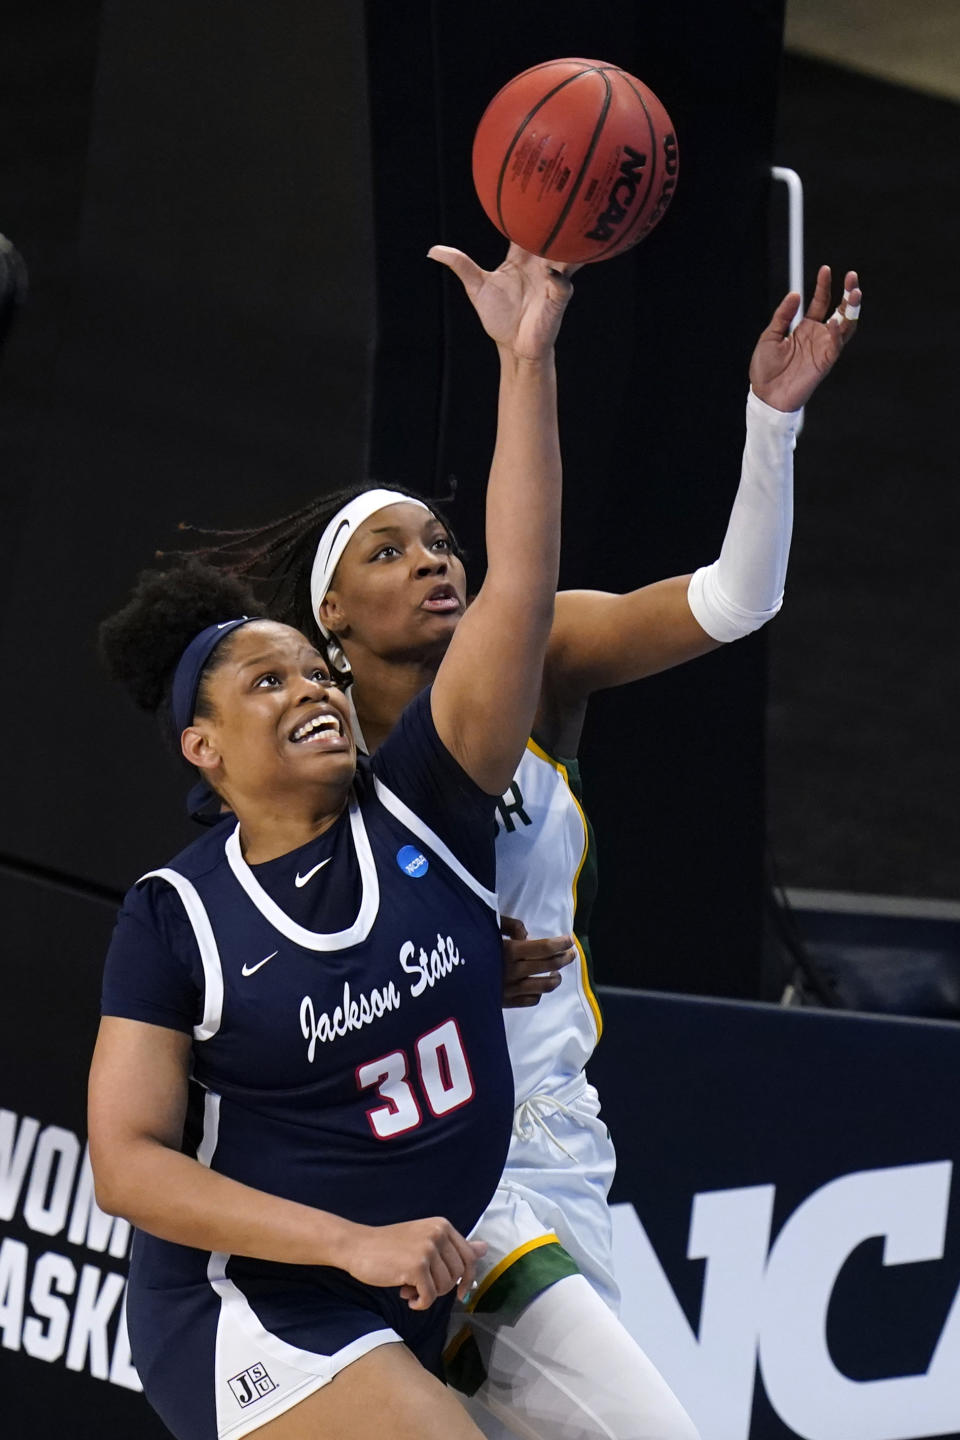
[
  {"x1": 169, "y1": 483, "x2": 464, "y2": 677},
  {"x1": 98, "y1": 557, "x2": 260, "y2": 755}
]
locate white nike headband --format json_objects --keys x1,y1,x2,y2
[{"x1": 309, "y1": 489, "x2": 431, "y2": 636}]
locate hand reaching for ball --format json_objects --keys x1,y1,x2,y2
[
  {"x1": 428, "y1": 242, "x2": 577, "y2": 362},
  {"x1": 750, "y1": 266, "x2": 862, "y2": 413}
]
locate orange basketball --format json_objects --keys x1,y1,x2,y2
[{"x1": 472, "y1": 58, "x2": 679, "y2": 264}]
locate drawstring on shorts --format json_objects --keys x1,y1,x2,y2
[{"x1": 512, "y1": 1094, "x2": 580, "y2": 1161}]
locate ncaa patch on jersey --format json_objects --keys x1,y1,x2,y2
[{"x1": 397, "y1": 845, "x2": 429, "y2": 878}]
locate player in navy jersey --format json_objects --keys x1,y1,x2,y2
[
  {"x1": 184, "y1": 262, "x2": 862, "y2": 1440},
  {"x1": 88, "y1": 242, "x2": 576, "y2": 1440}
]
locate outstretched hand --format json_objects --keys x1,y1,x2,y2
[
  {"x1": 428, "y1": 241, "x2": 578, "y2": 361},
  {"x1": 750, "y1": 266, "x2": 861, "y2": 413}
]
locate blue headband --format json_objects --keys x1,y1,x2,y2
[{"x1": 170, "y1": 617, "x2": 258, "y2": 736}]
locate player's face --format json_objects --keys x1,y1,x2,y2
[
  {"x1": 319, "y1": 502, "x2": 467, "y2": 664},
  {"x1": 187, "y1": 622, "x2": 355, "y2": 808}
]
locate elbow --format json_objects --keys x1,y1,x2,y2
[
  {"x1": 90, "y1": 1130, "x2": 180, "y2": 1228},
  {"x1": 89, "y1": 1137, "x2": 142, "y2": 1223},
  {"x1": 92, "y1": 1182, "x2": 124, "y2": 1221},
  {"x1": 90, "y1": 1159, "x2": 129, "y2": 1221}
]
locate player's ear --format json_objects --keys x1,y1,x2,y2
[
  {"x1": 181, "y1": 725, "x2": 221, "y2": 774},
  {"x1": 318, "y1": 590, "x2": 347, "y2": 638}
]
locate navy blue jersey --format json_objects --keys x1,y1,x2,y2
[{"x1": 102, "y1": 688, "x2": 513, "y2": 1244}]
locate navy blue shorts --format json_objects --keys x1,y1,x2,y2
[{"x1": 127, "y1": 1235, "x2": 453, "y2": 1440}]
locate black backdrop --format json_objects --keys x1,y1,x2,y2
[
  {"x1": 0, "y1": 2, "x2": 791, "y2": 1432},
  {"x1": 1, "y1": 0, "x2": 787, "y2": 1000}
]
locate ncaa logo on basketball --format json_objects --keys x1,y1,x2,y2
[
  {"x1": 584, "y1": 146, "x2": 649, "y2": 243},
  {"x1": 396, "y1": 845, "x2": 429, "y2": 878}
]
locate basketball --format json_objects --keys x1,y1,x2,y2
[{"x1": 472, "y1": 58, "x2": 679, "y2": 265}]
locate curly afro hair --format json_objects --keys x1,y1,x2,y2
[{"x1": 98, "y1": 558, "x2": 261, "y2": 746}]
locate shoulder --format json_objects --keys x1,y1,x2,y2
[
  {"x1": 369, "y1": 686, "x2": 498, "y2": 887},
  {"x1": 124, "y1": 820, "x2": 233, "y2": 935},
  {"x1": 371, "y1": 686, "x2": 459, "y2": 791},
  {"x1": 141, "y1": 817, "x2": 234, "y2": 886}
]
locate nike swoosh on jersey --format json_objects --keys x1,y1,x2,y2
[
  {"x1": 241, "y1": 951, "x2": 278, "y2": 976},
  {"x1": 294, "y1": 858, "x2": 332, "y2": 888}
]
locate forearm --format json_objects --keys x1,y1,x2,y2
[
  {"x1": 426, "y1": 245, "x2": 570, "y2": 789},
  {"x1": 686, "y1": 389, "x2": 799, "y2": 642},
  {"x1": 432, "y1": 347, "x2": 561, "y2": 789},
  {"x1": 484, "y1": 346, "x2": 562, "y2": 617},
  {"x1": 95, "y1": 1136, "x2": 355, "y2": 1266}
]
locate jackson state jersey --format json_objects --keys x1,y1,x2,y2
[{"x1": 101, "y1": 689, "x2": 514, "y2": 1246}]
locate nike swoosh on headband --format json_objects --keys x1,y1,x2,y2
[{"x1": 323, "y1": 519, "x2": 350, "y2": 572}]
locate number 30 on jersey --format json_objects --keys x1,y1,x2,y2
[{"x1": 356, "y1": 1018, "x2": 475, "y2": 1138}]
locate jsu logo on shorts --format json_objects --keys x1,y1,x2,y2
[
  {"x1": 397, "y1": 845, "x2": 429, "y2": 878},
  {"x1": 228, "y1": 1364, "x2": 277, "y2": 1407}
]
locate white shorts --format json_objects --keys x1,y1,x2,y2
[
  {"x1": 442, "y1": 1077, "x2": 698, "y2": 1440},
  {"x1": 446, "y1": 1073, "x2": 618, "y2": 1391}
]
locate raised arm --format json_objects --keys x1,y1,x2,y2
[
  {"x1": 88, "y1": 1016, "x2": 483, "y2": 1309},
  {"x1": 543, "y1": 266, "x2": 861, "y2": 713},
  {"x1": 427, "y1": 243, "x2": 575, "y2": 793}
]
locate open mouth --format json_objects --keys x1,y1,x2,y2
[
  {"x1": 421, "y1": 585, "x2": 461, "y2": 614},
  {"x1": 289, "y1": 713, "x2": 344, "y2": 745}
]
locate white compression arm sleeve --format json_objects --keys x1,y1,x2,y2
[{"x1": 686, "y1": 388, "x2": 800, "y2": 643}]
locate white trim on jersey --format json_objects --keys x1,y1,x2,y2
[
  {"x1": 139, "y1": 867, "x2": 226, "y2": 1041},
  {"x1": 347, "y1": 691, "x2": 496, "y2": 911},
  {"x1": 196, "y1": 1091, "x2": 222, "y2": 1168},
  {"x1": 224, "y1": 802, "x2": 380, "y2": 951},
  {"x1": 373, "y1": 777, "x2": 499, "y2": 912}
]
